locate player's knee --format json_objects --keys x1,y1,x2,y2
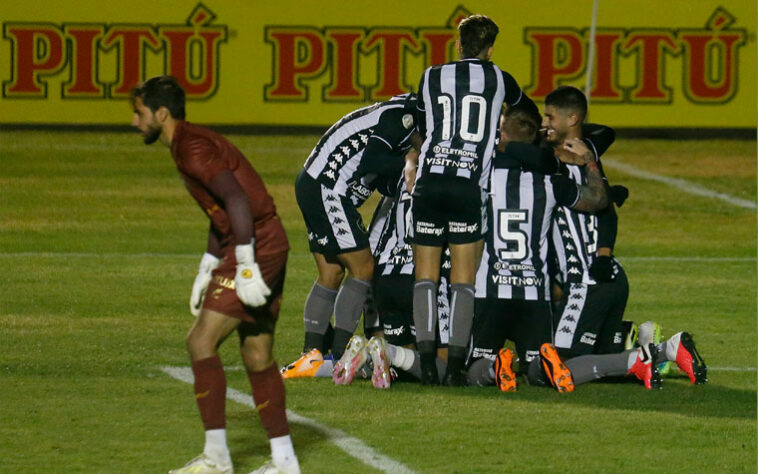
[
  {"x1": 317, "y1": 267, "x2": 345, "y2": 289},
  {"x1": 186, "y1": 326, "x2": 215, "y2": 360},
  {"x1": 241, "y1": 345, "x2": 274, "y2": 372}
]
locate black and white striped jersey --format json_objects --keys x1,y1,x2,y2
[
  {"x1": 551, "y1": 164, "x2": 600, "y2": 285},
  {"x1": 303, "y1": 95, "x2": 415, "y2": 207},
  {"x1": 415, "y1": 58, "x2": 525, "y2": 189},
  {"x1": 476, "y1": 158, "x2": 580, "y2": 301},
  {"x1": 373, "y1": 178, "x2": 415, "y2": 277},
  {"x1": 550, "y1": 125, "x2": 619, "y2": 285}
]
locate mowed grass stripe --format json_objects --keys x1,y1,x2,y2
[{"x1": 161, "y1": 366, "x2": 415, "y2": 474}]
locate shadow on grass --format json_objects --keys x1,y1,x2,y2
[{"x1": 390, "y1": 372, "x2": 757, "y2": 420}]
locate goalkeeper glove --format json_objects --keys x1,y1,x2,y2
[
  {"x1": 190, "y1": 252, "x2": 221, "y2": 317},
  {"x1": 589, "y1": 255, "x2": 614, "y2": 282},
  {"x1": 235, "y1": 239, "x2": 271, "y2": 307}
]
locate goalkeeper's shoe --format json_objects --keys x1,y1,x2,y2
[
  {"x1": 367, "y1": 336, "x2": 391, "y2": 389},
  {"x1": 332, "y1": 335, "x2": 368, "y2": 385},
  {"x1": 248, "y1": 459, "x2": 300, "y2": 474},
  {"x1": 169, "y1": 454, "x2": 232, "y2": 474},
  {"x1": 539, "y1": 343, "x2": 574, "y2": 393},
  {"x1": 280, "y1": 349, "x2": 324, "y2": 379},
  {"x1": 494, "y1": 348, "x2": 517, "y2": 392},
  {"x1": 627, "y1": 344, "x2": 662, "y2": 390},
  {"x1": 666, "y1": 332, "x2": 708, "y2": 385}
]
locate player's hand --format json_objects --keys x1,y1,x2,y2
[
  {"x1": 558, "y1": 138, "x2": 594, "y2": 165},
  {"x1": 609, "y1": 185, "x2": 629, "y2": 207},
  {"x1": 403, "y1": 148, "x2": 419, "y2": 193},
  {"x1": 190, "y1": 253, "x2": 221, "y2": 317},
  {"x1": 234, "y1": 241, "x2": 271, "y2": 307},
  {"x1": 589, "y1": 255, "x2": 614, "y2": 282}
]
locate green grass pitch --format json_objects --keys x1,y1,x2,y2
[{"x1": 1, "y1": 131, "x2": 755, "y2": 473}]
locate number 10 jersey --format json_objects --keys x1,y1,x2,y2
[{"x1": 415, "y1": 58, "x2": 525, "y2": 189}]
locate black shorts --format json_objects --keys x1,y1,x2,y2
[
  {"x1": 470, "y1": 298, "x2": 553, "y2": 372},
  {"x1": 410, "y1": 176, "x2": 485, "y2": 246},
  {"x1": 295, "y1": 169, "x2": 369, "y2": 255},
  {"x1": 553, "y1": 266, "x2": 629, "y2": 358},
  {"x1": 373, "y1": 274, "x2": 415, "y2": 346}
]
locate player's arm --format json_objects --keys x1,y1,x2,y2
[
  {"x1": 206, "y1": 170, "x2": 271, "y2": 307},
  {"x1": 495, "y1": 142, "x2": 559, "y2": 174},
  {"x1": 359, "y1": 108, "x2": 415, "y2": 181},
  {"x1": 554, "y1": 139, "x2": 608, "y2": 212},
  {"x1": 553, "y1": 161, "x2": 607, "y2": 213},
  {"x1": 589, "y1": 205, "x2": 618, "y2": 282},
  {"x1": 182, "y1": 136, "x2": 270, "y2": 307},
  {"x1": 415, "y1": 71, "x2": 428, "y2": 137},
  {"x1": 404, "y1": 148, "x2": 419, "y2": 193},
  {"x1": 501, "y1": 70, "x2": 535, "y2": 110},
  {"x1": 581, "y1": 123, "x2": 616, "y2": 159}
]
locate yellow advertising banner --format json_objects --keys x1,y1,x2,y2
[{"x1": 1, "y1": 1, "x2": 755, "y2": 128}]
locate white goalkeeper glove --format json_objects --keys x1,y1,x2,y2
[
  {"x1": 190, "y1": 252, "x2": 221, "y2": 317},
  {"x1": 235, "y1": 240, "x2": 271, "y2": 307}
]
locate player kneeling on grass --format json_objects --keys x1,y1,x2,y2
[
  {"x1": 465, "y1": 100, "x2": 610, "y2": 392},
  {"x1": 131, "y1": 76, "x2": 299, "y2": 474}
]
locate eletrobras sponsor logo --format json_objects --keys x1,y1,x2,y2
[{"x1": 2, "y1": 3, "x2": 227, "y2": 99}]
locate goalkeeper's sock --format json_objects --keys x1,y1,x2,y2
[
  {"x1": 270, "y1": 434, "x2": 299, "y2": 472},
  {"x1": 563, "y1": 350, "x2": 635, "y2": 385},
  {"x1": 203, "y1": 429, "x2": 231, "y2": 465},
  {"x1": 191, "y1": 356, "x2": 227, "y2": 430},
  {"x1": 247, "y1": 363, "x2": 290, "y2": 439}
]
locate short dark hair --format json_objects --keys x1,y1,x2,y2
[
  {"x1": 505, "y1": 99, "x2": 541, "y2": 129},
  {"x1": 458, "y1": 15, "x2": 499, "y2": 58},
  {"x1": 544, "y1": 85, "x2": 587, "y2": 121},
  {"x1": 130, "y1": 75, "x2": 186, "y2": 119}
]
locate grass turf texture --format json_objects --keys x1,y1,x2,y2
[{"x1": 1, "y1": 131, "x2": 755, "y2": 473}]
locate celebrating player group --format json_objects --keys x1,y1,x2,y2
[{"x1": 131, "y1": 13, "x2": 707, "y2": 474}]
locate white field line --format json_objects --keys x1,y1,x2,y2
[
  {"x1": 1, "y1": 252, "x2": 754, "y2": 263},
  {"x1": 602, "y1": 158, "x2": 756, "y2": 210},
  {"x1": 161, "y1": 366, "x2": 415, "y2": 474}
]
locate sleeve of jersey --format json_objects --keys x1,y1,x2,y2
[
  {"x1": 501, "y1": 70, "x2": 530, "y2": 107},
  {"x1": 551, "y1": 174, "x2": 581, "y2": 208},
  {"x1": 415, "y1": 72, "x2": 427, "y2": 137},
  {"x1": 177, "y1": 136, "x2": 228, "y2": 186},
  {"x1": 500, "y1": 142, "x2": 559, "y2": 174},
  {"x1": 581, "y1": 123, "x2": 616, "y2": 159},
  {"x1": 360, "y1": 109, "x2": 409, "y2": 181},
  {"x1": 595, "y1": 204, "x2": 619, "y2": 250}
]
